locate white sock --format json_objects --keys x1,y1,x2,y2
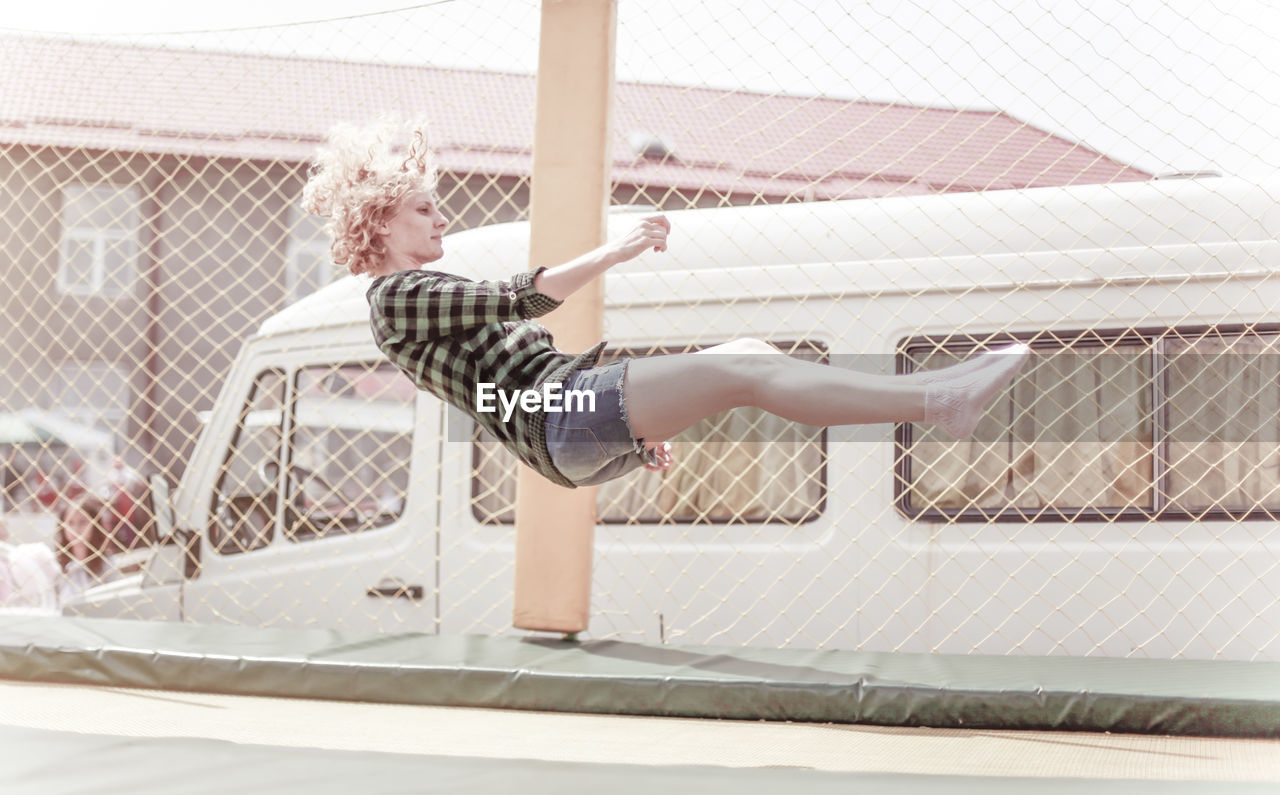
[{"x1": 924, "y1": 343, "x2": 1029, "y2": 438}]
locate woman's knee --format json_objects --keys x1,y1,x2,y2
[{"x1": 702, "y1": 337, "x2": 779, "y2": 356}]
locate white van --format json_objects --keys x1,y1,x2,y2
[{"x1": 67, "y1": 176, "x2": 1280, "y2": 661}]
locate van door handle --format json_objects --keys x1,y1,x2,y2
[{"x1": 365, "y1": 578, "x2": 424, "y2": 601}]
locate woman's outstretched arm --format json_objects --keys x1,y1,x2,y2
[{"x1": 533, "y1": 215, "x2": 670, "y2": 302}]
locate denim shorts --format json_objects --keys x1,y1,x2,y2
[{"x1": 544, "y1": 359, "x2": 647, "y2": 487}]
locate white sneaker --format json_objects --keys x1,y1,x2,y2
[{"x1": 924, "y1": 343, "x2": 1029, "y2": 438}]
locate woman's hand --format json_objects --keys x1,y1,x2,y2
[
  {"x1": 533, "y1": 215, "x2": 670, "y2": 302},
  {"x1": 642, "y1": 441, "x2": 673, "y2": 472},
  {"x1": 607, "y1": 215, "x2": 670, "y2": 265}
]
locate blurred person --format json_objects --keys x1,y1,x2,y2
[
  {"x1": 34, "y1": 456, "x2": 87, "y2": 512},
  {"x1": 304, "y1": 120, "x2": 1027, "y2": 489},
  {"x1": 54, "y1": 494, "x2": 122, "y2": 602},
  {"x1": 0, "y1": 517, "x2": 61, "y2": 612},
  {"x1": 102, "y1": 464, "x2": 152, "y2": 553}
]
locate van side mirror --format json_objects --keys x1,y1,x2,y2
[
  {"x1": 148, "y1": 473, "x2": 175, "y2": 544},
  {"x1": 140, "y1": 473, "x2": 201, "y2": 584}
]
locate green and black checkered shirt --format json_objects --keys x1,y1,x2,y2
[{"x1": 367, "y1": 267, "x2": 604, "y2": 488}]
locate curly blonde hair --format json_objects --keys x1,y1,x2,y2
[{"x1": 302, "y1": 119, "x2": 439, "y2": 276}]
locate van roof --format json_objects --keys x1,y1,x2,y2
[{"x1": 260, "y1": 176, "x2": 1277, "y2": 339}]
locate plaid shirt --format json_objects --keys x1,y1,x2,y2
[{"x1": 367, "y1": 268, "x2": 604, "y2": 488}]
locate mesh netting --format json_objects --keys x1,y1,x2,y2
[{"x1": 1, "y1": 1, "x2": 1277, "y2": 660}]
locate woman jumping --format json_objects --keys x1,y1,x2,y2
[{"x1": 303, "y1": 121, "x2": 1028, "y2": 488}]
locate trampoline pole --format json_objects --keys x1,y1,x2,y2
[{"x1": 513, "y1": 0, "x2": 618, "y2": 635}]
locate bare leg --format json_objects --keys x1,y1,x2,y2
[
  {"x1": 625, "y1": 338, "x2": 923, "y2": 442},
  {"x1": 624, "y1": 338, "x2": 1026, "y2": 442}
]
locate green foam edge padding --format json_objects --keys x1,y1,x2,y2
[{"x1": 2, "y1": 615, "x2": 1277, "y2": 737}]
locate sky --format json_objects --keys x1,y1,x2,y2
[{"x1": 3, "y1": 0, "x2": 1278, "y2": 176}]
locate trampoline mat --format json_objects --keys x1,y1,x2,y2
[{"x1": 1, "y1": 681, "x2": 1278, "y2": 794}]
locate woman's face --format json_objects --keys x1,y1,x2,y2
[
  {"x1": 64, "y1": 507, "x2": 93, "y2": 561},
  {"x1": 380, "y1": 190, "x2": 448, "y2": 269}
]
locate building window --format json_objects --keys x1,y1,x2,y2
[
  {"x1": 286, "y1": 210, "x2": 337, "y2": 303},
  {"x1": 897, "y1": 326, "x2": 1280, "y2": 521},
  {"x1": 57, "y1": 184, "x2": 140, "y2": 298},
  {"x1": 471, "y1": 342, "x2": 828, "y2": 525}
]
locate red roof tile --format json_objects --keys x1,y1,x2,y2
[{"x1": 0, "y1": 35, "x2": 1148, "y2": 197}]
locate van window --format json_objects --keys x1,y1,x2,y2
[
  {"x1": 897, "y1": 326, "x2": 1280, "y2": 521},
  {"x1": 210, "y1": 370, "x2": 285, "y2": 555},
  {"x1": 284, "y1": 362, "x2": 416, "y2": 541},
  {"x1": 472, "y1": 342, "x2": 827, "y2": 525}
]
